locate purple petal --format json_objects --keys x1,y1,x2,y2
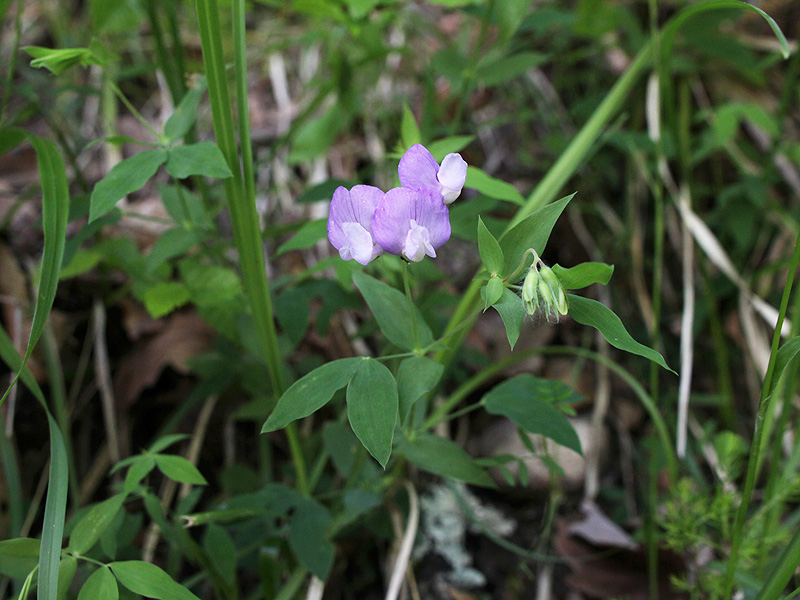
[
  {"x1": 372, "y1": 187, "x2": 417, "y2": 255},
  {"x1": 398, "y1": 144, "x2": 439, "y2": 191},
  {"x1": 415, "y1": 187, "x2": 451, "y2": 250},
  {"x1": 327, "y1": 185, "x2": 384, "y2": 263},
  {"x1": 373, "y1": 187, "x2": 451, "y2": 260}
]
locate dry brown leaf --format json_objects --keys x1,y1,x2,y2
[
  {"x1": 113, "y1": 310, "x2": 215, "y2": 407},
  {"x1": 554, "y1": 519, "x2": 687, "y2": 600}
]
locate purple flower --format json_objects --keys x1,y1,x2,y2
[
  {"x1": 372, "y1": 187, "x2": 451, "y2": 262},
  {"x1": 327, "y1": 185, "x2": 384, "y2": 265},
  {"x1": 398, "y1": 143, "x2": 468, "y2": 205}
]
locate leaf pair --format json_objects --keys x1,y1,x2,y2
[
  {"x1": 89, "y1": 142, "x2": 231, "y2": 223},
  {"x1": 262, "y1": 357, "x2": 395, "y2": 467}
]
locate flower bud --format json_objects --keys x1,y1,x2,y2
[
  {"x1": 538, "y1": 266, "x2": 568, "y2": 322},
  {"x1": 540, "y1": 266, "x2": 568, "y2": 316},
  {"x1": 521, "y1": 268, "x2": 539, "y2": 316}
]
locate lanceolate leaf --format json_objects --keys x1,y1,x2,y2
[
  {"x1": 68, "y1": 494, "x2": 126, "y2": 554},
  {"x1": 346, "y1": 358, "x2": 398, "y2": 468},
  {"x1": 352, "y1": 271, "x2": 433, "y2": 351},
  {"x1": 1, "y1": 132, "x2": 69, "y2": 408},
  {"x1": 477, "y1": 216, "x2": 504, "y2": 276},
  {"x1": 397, "y1": 356, "x2": 444, "y2": 424},
  {"x1": 466, "y1": 167, "x2": 525, "y2": 205},
  {"x1": 491, "y1": 287, "x2": 526, "y2": 350},
  {"x1": 552, "y1": 262, "x2": 614, "y2": 290},
  {"x1": 110, "y1": 561, "x2": 200, "y2": 600},
  {"x1": 89, "y1": 149, "x2": 168, "y2": 223},
  {"x1": 568, "y1": 294, "x2": 673, "y2": 372},
  {"x1": 77, "y1": 566, "x2": 118, "y2": 600},
  {"x1": 165, "y1": 142, "x2": 232, "y2": 180},
  {"x1": 397, "y1": 433, "x2": 494, "y2": 488},
  {"x1": 0, "y1": 132, "x2": 70, "y2": 600},
  {"x1": 262, "y1": 358, "x2": 362, "y2": 432},
  {"x1": 500, "y1": 194, "x2": 573, "y2": 276},
  {"x1": 289, "y1": 498, "x2": 335, "y2": 581},
  {"x1": 482, "y1": 375, "x2": 582, "y2": 454},
  {"x1": 767, "y1": 336, "x2": 800, "y2": 400}
]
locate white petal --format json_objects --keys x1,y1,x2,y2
[
  {"x1": 402, "y1": 220, "x2": 435, "y2": 262},
  {"x1": 437, "y1": 153, "x2": 467, "y2": 204},
  {"x1": 342, "y1": 222, "x2": 376, "y2": 265}
]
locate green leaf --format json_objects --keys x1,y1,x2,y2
[
  {"x1": 78, "y1": 566, "x2": 119, "y2": 600},
  {"x1": 123, "y1": 456, "x2": 156, "y2": 493},
  {"x1": 552, "y1": 262, "x2": 614, "y2": 289},
  {"x1": 500, "y1": 193, "x2": 573, "y2": 276},
  {"x1": 0, "y1": 538, "x2": 40, "y2": 579},
  {"x1": 159, "y1": 184, "x2": 210, "y2": 228},
  {"x1": 477, "y1": 216, "x2": 504, "y2": 275},
  {"x1": 148, "y1": 434, "x2": 191, "y2": 453},
  {"x1": 110, "y1": 560, "x2": 200, "y2": 600},
  {"x1": 145, "y1": 228, "x2": 200, "y2": 273},
  {"x1": 568, "y1": 294, "x2": 673, "y2": 372},
  {"x1": 0, "y1": 324, "x2": 69, "y2": 600},
  {"x1": 60, "y1": 249, "x2": 102, "y2": 280},
  {"x1": 262, "y1": 358, "x2": 363, "y2": 432},
  {"x1": 426, "y1": 136, "x2": 474, "y2": 161},
  {"x1": 767, "y1": 336, "x2": 800, "y2": 400},
  {"x1": 490, "y1": 287, "x2": 526, "y2": 350},
  {"x1": 290, "y1": 104, "x2": 348, "y2": 163},
  {"x1": 352, "y1": 271, "x2": 433, "y2": 351},
  {"x1": 275, "y1": 219, "x2": 327, "y2": 257},
  {"x1": 1, "y1": 132, "x2": 69, "y2": 409},
  {"x1": 397, "y1": 357, "x2": 444, "y2": 424},
  {"x1": 482, "y1": 277, "x2": 504, "y2": 312},
  {"x1": 68, "y1": 494, "x2": 126, "y2": 554},
  {"x1": 89, "y1": 149, "x2": 168, "y2": 223},
  {"x1": 24, "y1": 46, "x2": 104, "y2": 74},
  {"x1": 466, "y1": 167, "x2": 525, "y2": 205},
  {"x1": 397, "y1": 433, "x2": 494, "y2": 487},
  {"x1": 400, "y1": 104, "x2": 422, "y2": 149},
  {"x1": 154, "y1": 454, "x2": 208, "y2": 485},
  {"x1": 476, "y1": 51, "x2": 547, "y2": 87},
  {"x1": 482, "y1": 375, "x2": 582, "y2": 454},
  {"x1": 203, "y1": 525, "x2": 236, "y2": 586},
  {"x1": 164, "y1": 79, "x2": 207, "y2": 142},
  {"x1": 57, "y1": 555, "x2": 77, "y2": 600},
  {"x1": 346, "y1": 358, "x2": 398, "y2": 468},
  {"x1": 144, "y1": 282, "x2": 191, "y2": 319},
  {"x1": 296, "y1": 179, "x2": 352, "y2": 204},
  {"x1": 289, "y1": 498, "x2": 334, "y2": 580},
  {"x1": 165, "y1": 142, "x2": 232, "y2": 180},
  {"x1": 179, "y1": 260, "x2": 243, "y2": 306}
]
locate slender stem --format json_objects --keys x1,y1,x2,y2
[
  {"x1": 724, "y1": 231, "x2": 800, "y2": 596},
  {"x1": 402, "y1": 262, "x2": 420, "y2": 350},
  {"x1": 102, "y1": 70, "x2": 163, "y2": 142},
  {"x1": 195, "y1": 0, "x2": 307, "y2": 496}
]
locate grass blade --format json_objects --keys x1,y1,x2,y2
[
  {"x1": 0, "y1": 325, "x2": 68, "y2": 600},
  {"x1": 0, "y1": 131, "x2": 69, "y2": 407}
]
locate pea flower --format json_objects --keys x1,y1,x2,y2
[
  {"x1": 398, "y1": 143, "x2": 468, "y2": 205},
  {"x1": 372, "y1": 187, "x2": 451, "y2": 262},
  {"x1": 327, "y1": 185, "x2": 384, "y2": 265}
]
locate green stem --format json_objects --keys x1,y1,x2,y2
[
  {"x1": 402, "y1": 262, "x2": 420, "y2": 350},
  {"x1": 102, "y1": 70, "x2": 162, "y2": 142},
  {"x1": 195, "y1": 0, "x2": 307, "y2": 496},
  {"x1": 724, "y1": 231, "x2": 800, "y2": 596}
]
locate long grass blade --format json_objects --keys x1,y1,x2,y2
[
  {"x1": 0, "y1": 325, "x2": 68, "y2": 600},
  {"x1": 0, "y1": 131, "x2": 69, "y2": 407}
]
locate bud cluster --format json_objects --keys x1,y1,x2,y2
[{"x1": 520, "y1": 254, "x2": 568, "y2": 322}]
